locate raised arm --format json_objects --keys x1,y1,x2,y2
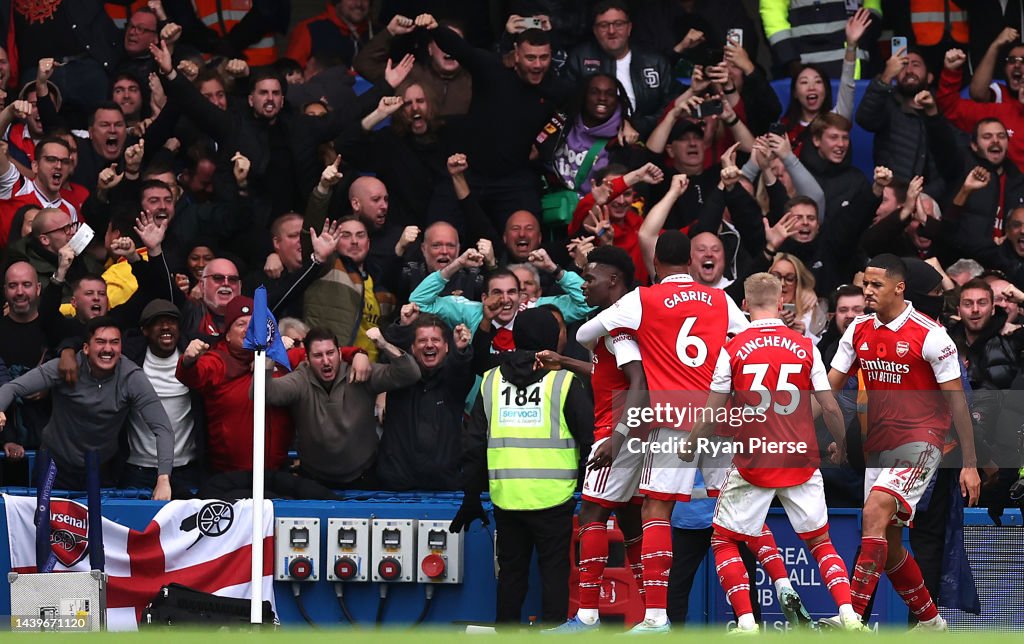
[
  {"x1": 969, "y1": 28, "x2": 1019, "y2": 102},
  {"x1": 639, "y1": 174, "x2": 689, "y2": 280}
]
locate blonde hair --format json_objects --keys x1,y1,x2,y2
[
  {"x1": 771, "y1": 252, "x2": 817, "y2": 319},
  {"x1": 743, "y1": 272, "x2": 782, "y2": 310}
]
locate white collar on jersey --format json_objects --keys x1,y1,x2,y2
[
  {"x1": 871, "y1": 300, "x2": 915, "y2": 331},
  {"x1": 659, "y1": 273, "x2": 694, "y2": 284},
  {"x1": 750, "y1": 318, "x2": 784, "y2": 328}
]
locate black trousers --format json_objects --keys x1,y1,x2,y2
[
  {"x1": 667, "y1": 527, "x2": 760, "y2": 625},
  {"x1": 493, "y1": 497, "x2": 576, "y2": 626}
]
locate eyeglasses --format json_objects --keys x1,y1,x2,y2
[
  {"x1": 204, "y1": 273, "x2": 241, "y2": 284},
  {"x1": 595, "y1": 20, "x2": 630, "y2": 31},
  {"x1": 41, "y1": 155, "x2": 72, "y2": 166},
  {"x1": 127, "y1": 23, "x2": 157, "y2": 35},
  {"x1": 41, "y1": 221, "x2": 78, "y2": 237},
  {"x1": 770, "y1": 271, "x2": 798, "y2": 284},
  {"x1": 1008, "y1": 56, "x2": 1024, "y2": 66}
]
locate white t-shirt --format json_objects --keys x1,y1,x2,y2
[{"x1": 616, "y1": 51, "x2": 636, "y2": 111}]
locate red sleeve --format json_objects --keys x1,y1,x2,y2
[
  {"x1": 284, "y1": 23, "x2": 312, "y2": 68},
  {"x1": 175, "y1": 352, "x2": 224, "y2": 390},
  {"x1": 340, "y1": 346, "x2": 367, "y2": 363},
  {"x1": 936, "y1": 67, "x2": 996, "y2": 132},
  {"x1": 287, "y1": 346, "x2": 306, "y2": 368},
  {"x1": 568, "y1": 176, "x2": 629, "y2": 235}
]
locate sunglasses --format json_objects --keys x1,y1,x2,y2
[{"x1": 204, "y1": 273, "x2": 241, "y2": 284}]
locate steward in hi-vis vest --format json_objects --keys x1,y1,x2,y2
[{"x1": 450, "y1": 307, "x2": 593, "y2": 626}]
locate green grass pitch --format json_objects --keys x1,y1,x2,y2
[{"x1": 56, "y1": 627, "x2": 1024, "y2": 641}]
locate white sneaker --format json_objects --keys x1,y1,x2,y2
[{"x1": 910, "y1": 615, "x2": 947, "y2": 632}]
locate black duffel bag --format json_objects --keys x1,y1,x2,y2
[{"x1": 141, "y1": 583, "x2": 277, "y2": 627}]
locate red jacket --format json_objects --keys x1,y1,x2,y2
[
  {"x1": 568, "y1": 176, "x2": 649, "y2": 285},
  {"x1": 176, "y1": 343, "x2": 294, "y2": 473},
  {"x1": 937, "y1": 66, "x2": 1024, "y2": 169}
]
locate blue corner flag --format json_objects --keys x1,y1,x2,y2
[{"x1": 243, "y1": 286, "x2": 291, "y2": 371}]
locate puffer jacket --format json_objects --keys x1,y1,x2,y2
[{"x1": 855, "y1": 78, "x2": 942, "y2": 188}]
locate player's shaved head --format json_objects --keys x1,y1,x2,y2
[
  {"x1": 743, "y1": 273, "x2": 783, "y2": 311},
  {"x1": 654, "y1": 230, "x2": 691, "y2": 266},
  {"x1": 865, "y1": 253, "x2": 907, "y2": 282}
]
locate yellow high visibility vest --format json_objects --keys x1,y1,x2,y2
[{"x1": 482, "y1": 367, "x2": 578, "y2": 511}]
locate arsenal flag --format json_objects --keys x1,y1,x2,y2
[{"x1": 4, "y1": 495, "x2": 276, "y2": 631}]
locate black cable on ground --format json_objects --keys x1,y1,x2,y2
[
  {"x1": 375, "y1": 583, "x2": 389, "y2": 626},
  {"x1": 292, "y1": 582, "x2": 318, "y2": 628},
  {"x1": 413, "y1": 585, "x2": 436, "y2": 626},
  {"x1": 334, "y1": 583, "x2": 358, "y2": 624}
]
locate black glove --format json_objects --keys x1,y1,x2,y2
[{"x1": 449, "y1": 493, "x2": 489, "y2": 533}]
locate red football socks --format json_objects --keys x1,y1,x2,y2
[
  {"x1": 640, "y1": 520, "x2": 672, "y2": 608},
  {"x1": 624, "y1": 534, "x2": 645, "y2": 603},
  {"x1": 712, "y1": 534, "x2": 754, "y2": 619},
  {"x1": 886, "y1": 550, "x2": 939, "y2": 622},
  {"x1": 810, "y1": 538, "x2": 853, "y2": 607},
  {"x1": 850, "y1": 536, "x2": 888, "y2": 616},
  {"x1": 577, "y1": 522, "x2": 608, "y2": 609}
]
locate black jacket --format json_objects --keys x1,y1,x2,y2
[
  {"x1": 952, "y1": 164, "x2": 1024, "y2": 259},
  {"x1": 461, "y1": 350, "x2": 594, "y2": 494},
  {"x1": 855, "y1": 78, "x2": 945, "y2": 194},
  {"x1": 431, "y1": 26, "x2": 574, "y2": 181},
  {"x1": 859, "y1": 209, "x2": 944, "y2": 261},
  {"x1": 947, "y1": 307, "x2": 1024, "y2": 468},
  {"x1": 948, "y1": 308, "x2": 1024, "y2": 391},
  {"x1": 564, "y1": 40, "x2": 675, "y2": 138},
  {"x1": 376, "y1": 324, "x2": 476, "y2": 491},
  {"x1": 161, "y1": 71, "x2": 384, "y2": 218}
]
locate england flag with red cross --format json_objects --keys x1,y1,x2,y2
[{"x1": 4, "y1": 495, "x2": 275, "y2": 630}]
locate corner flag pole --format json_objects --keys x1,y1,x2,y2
[{"x1": 251, "y1": 348, "x2": 266, "y2": 625}]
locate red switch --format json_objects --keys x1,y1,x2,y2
[
  {"x1": 334, "y1": 556, "x2": 358, "y2": 580},
  {"x1": 288, "y1": 556, "x2": 313, "y2": 580},
  {"x1": 420, "y1": 553, "x2": 446, "y2": 579},
  {"x1": 378, "y1": 557, "x2": 402, "y2": 580}
]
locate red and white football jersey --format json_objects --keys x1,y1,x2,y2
[
  {"x1": 713, "y1": 319, "x2": 828, "y2": 487},
  {"x1": 831, "y1": 302, "x2": 960, "y2": 452},
  {"x1": 591, "y1": 332, "x2": 641, "y2": 441},
  {"x1": 595, "y1": 274, "x2": 748, "y2": 392}
]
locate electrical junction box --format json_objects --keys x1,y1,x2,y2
[
  {"x1": 275, "y1": 517, "x2": 320, "y2": 582},
  {"x1": 8, "y1": 570, "x2": 106, "y2": 632},
  {"x1": 326, "y1": 518, "x2": 369, "y2": 582},
  {"x1": 416, "y1": 520, "x2": 464, "y2": 584},
  {"x1": 371, "y1": 519, "x2": 415, "y2": 582}
]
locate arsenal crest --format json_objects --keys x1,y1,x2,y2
[
  {"x1": 49, "y1": 499, "x2": 89, "y2": 567},
  {"x1": 896, "y1": 341, "x2": 910, "y2": 358}
]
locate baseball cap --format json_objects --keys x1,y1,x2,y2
[
  {"x1": 139, "y1": 299, "x2": 180, "y2": 327},
  {"x1": 222, "y1": 296, "x2": 254, "y2": 331},
  {"x1": 669, "y1": 120, "x2": 704, "y2": 142}
]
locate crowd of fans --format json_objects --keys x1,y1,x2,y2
[{"x1": 0, "y1": 0, "x2": 1019, "y2": 513}]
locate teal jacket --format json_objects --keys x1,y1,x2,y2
[{"x1": 410, "y1": 269, "x2": 595, "y2": 333}]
